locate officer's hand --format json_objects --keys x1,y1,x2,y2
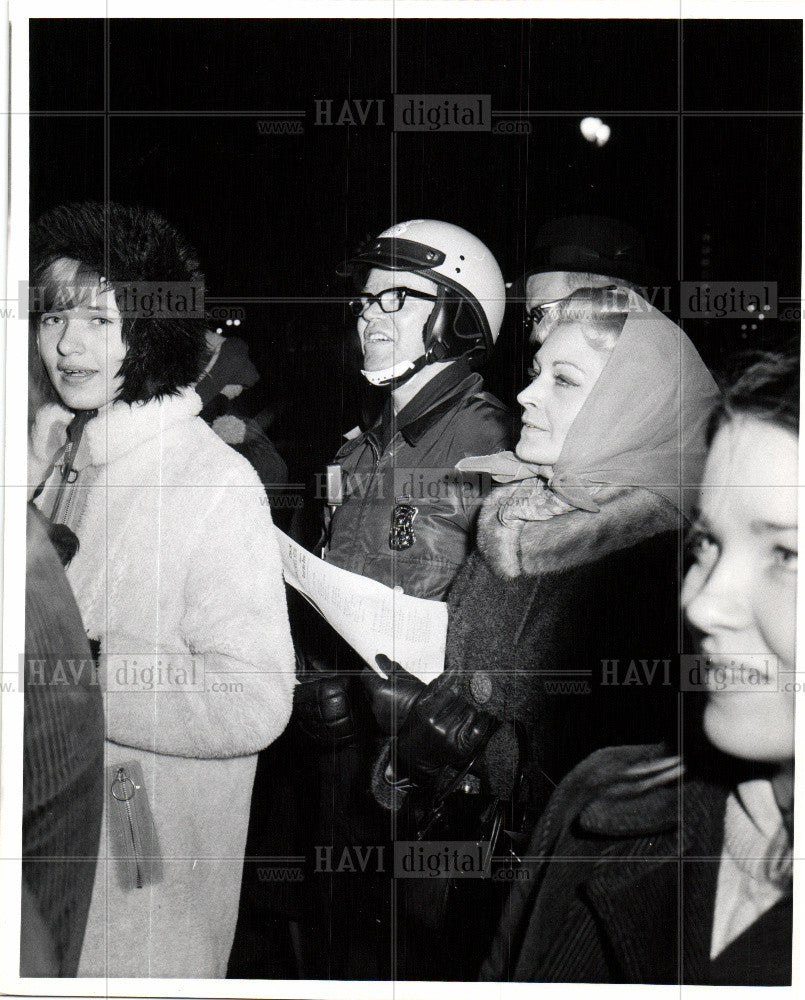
[
  {"x1": 394, "y1": 677, "x2": 499, "y2": 785},
  {"x1": 359, "y1": 654, "x2": 425, "y2": 735},
  {"x1": 293, "y1": 672, "x2": 355, "y2": 749}
]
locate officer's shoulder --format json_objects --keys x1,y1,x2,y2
[
  {"x1": 454, "y1": 387, "x2": 510, "y2": 435},
  {"x1": 442, "y1": 384, "x2": 509, "y2": 451},
  {"x1": 458, "y1": 379, "x2": 509, "y2": 417}
]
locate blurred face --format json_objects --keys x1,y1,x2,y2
[
  {"x1": 682, "y1": 417, "x2": 797, "y2": 762},
  {"x1": 37, "y1": 264, "x2": 126, "y2": 411},
  {"x1": 515, "y1": 321, "x2": 610, "y2": 467},
  {"x1": 525, "y1": 271, "x2": 612, "y2": 338},
  {"x1": 356, "y1": 268, "x2": 438, "y2": 372}
]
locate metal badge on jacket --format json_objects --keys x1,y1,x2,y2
[{"x1": 389, "y1": 503, "x2": 418, "y2": 550}]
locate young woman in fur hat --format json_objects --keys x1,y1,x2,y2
[
  {"x1": 28, "y1": 202, "x2": 295, "y2": 979},
  {"x1": 363, "y1": 286, "x2": 720, "y2": 977},
  {"x1": 481, "y1": 350, "x2": 796, "y2": 985}
]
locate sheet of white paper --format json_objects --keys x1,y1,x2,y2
[{"x1": 275, "y1": 528, "x2": 447, "y2": 683}]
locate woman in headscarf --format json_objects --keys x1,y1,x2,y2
[
  {"x1": 27, "y1": 202, "x2": 295, "y2": 978},
  {"x1": 481, "y1": 349, "x2": 796, "y2": 985},
  {"x1": 362, "y1": 285, "x2": 720, "y2": 978}
]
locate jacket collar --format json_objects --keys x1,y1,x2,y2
[
  {"x1": 477, "y1": 481, "x2": 680, "y2": 579},
  {"x1": 30, "y1": 389, "x2": 203, "y2": 469},
  {"x1": 363, "y1": 359, "x2": 478, "y2": 451},
  {"x1": 580, "y1": 772, "x2": 794, "y2": 984},
  {"x1": 395, "y1": 360, "x2": 478, "y2": 446},
  {"x1": 579, "y1": 776, "x2": 727, "y2": 983}
]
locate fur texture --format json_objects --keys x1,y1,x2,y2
[
  {"x1": 442, "y1": 479, "x2": 683, "y2": 805},
  {"x1": 476, "y1": 482, "x2": 681, "y2": 579},
  {"x1": 31, "y1": 390, "x2": 295, "y2": 978},
  {"x1": 30, "y1": 201, "x2": 210, "y2": 404}
]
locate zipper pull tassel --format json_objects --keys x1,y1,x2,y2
[
  {"x1": 111, "y1": 767, "x2": 136, "y2": 802},
  {"x1": 111, "y1": 767, "x2": 144, "y2": 889}
]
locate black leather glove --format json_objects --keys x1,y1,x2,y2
[
  {"x1": 394, "y1": 677, "x2": 499, "y2": 786},
  {"x1": 358, "y1": 654, "x2": 426, "y2": 735},
  {"x1": 293, "y1": 671, "x2": 355, "y2": 749}
]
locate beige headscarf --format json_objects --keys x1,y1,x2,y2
[{"x1": 459, "y1": 291, "x2": 721, "y2": 521}]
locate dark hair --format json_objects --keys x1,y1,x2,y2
[
  {"x1": 707, "y1": 348, "x2": 799, "y2": 444},
  {"x1": 30, "y1": 202, "x2": 211, "y2": 405}
]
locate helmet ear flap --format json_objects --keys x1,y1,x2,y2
[
  {"x1": 422, "y1": 285, "x2": 450, "y2": 361},
  {"x1": 423, "y1": 289, "x2": 487, "y2": 366}
]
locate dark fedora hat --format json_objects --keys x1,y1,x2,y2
[{"x1": 524, "y1": 215, "x2": 659, "y2": 289}]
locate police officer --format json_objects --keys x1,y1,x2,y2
[
  {"x1": 326, "y1": 218, "x2": 510, "y2": 595},
  {"x1": 295, "y1": 220, "x2": 510, "y2": 978}
]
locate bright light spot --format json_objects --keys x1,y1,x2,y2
[
  {"x1": 580, "y1": 117, "x2": 610, "y2": 147},
  {"x1": 580, "y1": 117, "x2": 602, "y2": 141},
  {"x1": 594, "y1": 123, "x2": 611, "y2": 147}
]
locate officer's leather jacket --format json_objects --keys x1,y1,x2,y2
[{"x1": 324, "y1": 361, "x2": 510, "y2": 600}]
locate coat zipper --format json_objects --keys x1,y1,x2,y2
[
  {"x1": 54, "y1": 467, "x2": 79, "y2": 526},
  {"x1": 48, "y1": 410, "x2": 95, "y2": 527},
  {"x1": 49, "y1": 431, "x2": 82, "y2": 525},
  {"x1": 112, "y1": 767, "x2": 145, "y2": 889}
]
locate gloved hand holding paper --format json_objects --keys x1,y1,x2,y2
[{"x1": 274, "y1": 528, "x2": 446, "y2": 683}]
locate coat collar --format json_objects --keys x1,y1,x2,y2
[
  {"x1": 30, "y1": 389, "x2": 203, "y2": 469},
  {"x1": 578, "y1": 771, "x2": 727, "y2": 983},
  {"x1": 476, "y1": 481, "x2": 680, "y2": 579},
  {"x1": 359, "y1": 360, "x2": 479, "y2": 452},
  {"x1": 395, "y1": 360, "x2": 478, "y2": 446}
]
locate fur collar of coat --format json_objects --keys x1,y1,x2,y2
[
  {"x1": 30, "y1": 388, "x2": 203, "y2": 471},
  {"x1": 477, "y1": 482, "x2": 681, "y2": 579}
]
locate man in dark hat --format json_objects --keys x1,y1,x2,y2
[
  {"x1": 486, "y1": 216, "x2": 660, "y2": 411},
  {"x1": 522, "y1": 215, "x2": 653, "y2": 340}
]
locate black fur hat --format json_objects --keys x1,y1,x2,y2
[{"x1": 31, "y1": 201, "x2": 210, "y2": 404}]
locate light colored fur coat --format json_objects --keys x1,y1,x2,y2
[{"x1": 30, "y1": 389, "x2": 295, "y2": 979}]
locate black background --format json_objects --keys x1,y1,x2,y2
[
  {"x1": 29, "y1": 17, "x2": 803, "y2": 512},
  {"x1": 27, "y1": 18, "x2": 804, "y2": 978}
]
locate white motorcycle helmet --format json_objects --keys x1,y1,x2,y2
[{"x1": 347, "y1": 219, "x2": 506, "y2": 387}]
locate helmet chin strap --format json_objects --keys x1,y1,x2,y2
[{"x1": 360, "y1": 353, "x2": 428, "y2": 389}]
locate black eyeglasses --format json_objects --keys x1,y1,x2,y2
[
  {"x1": 349, "y1": 287, "x2": 438, "y2": 318},
  {"x1": 522, "y1": 295, "x2": 573, "y2": 331},
  {"x1": 523, "y1": 286, "x2": 628, "y2": 331}
]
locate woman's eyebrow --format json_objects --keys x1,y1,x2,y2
[
  {"x1": 750, "y1": 518, "x2": 798, "y2": 534},
  {"x1": 552, "y1": 359, "x2": 585, "y2": 374}
]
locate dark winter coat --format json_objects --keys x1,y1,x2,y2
[
  {"x1": 324, "y1": 360, "x2": 510, "y2": 600},
  {"x1": 444, "y1": 481, "x2": 683, "y2": 813},
  {"x1": 23, "y1": 506, "x2": 104, "y2": 977},
  {"x1": 480, "y1": 744, "x2": 792, "y2": 985}
]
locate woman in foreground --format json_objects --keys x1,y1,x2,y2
[{"x1": 482, "y1": 350, "x2": 797, "y2": 985}]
